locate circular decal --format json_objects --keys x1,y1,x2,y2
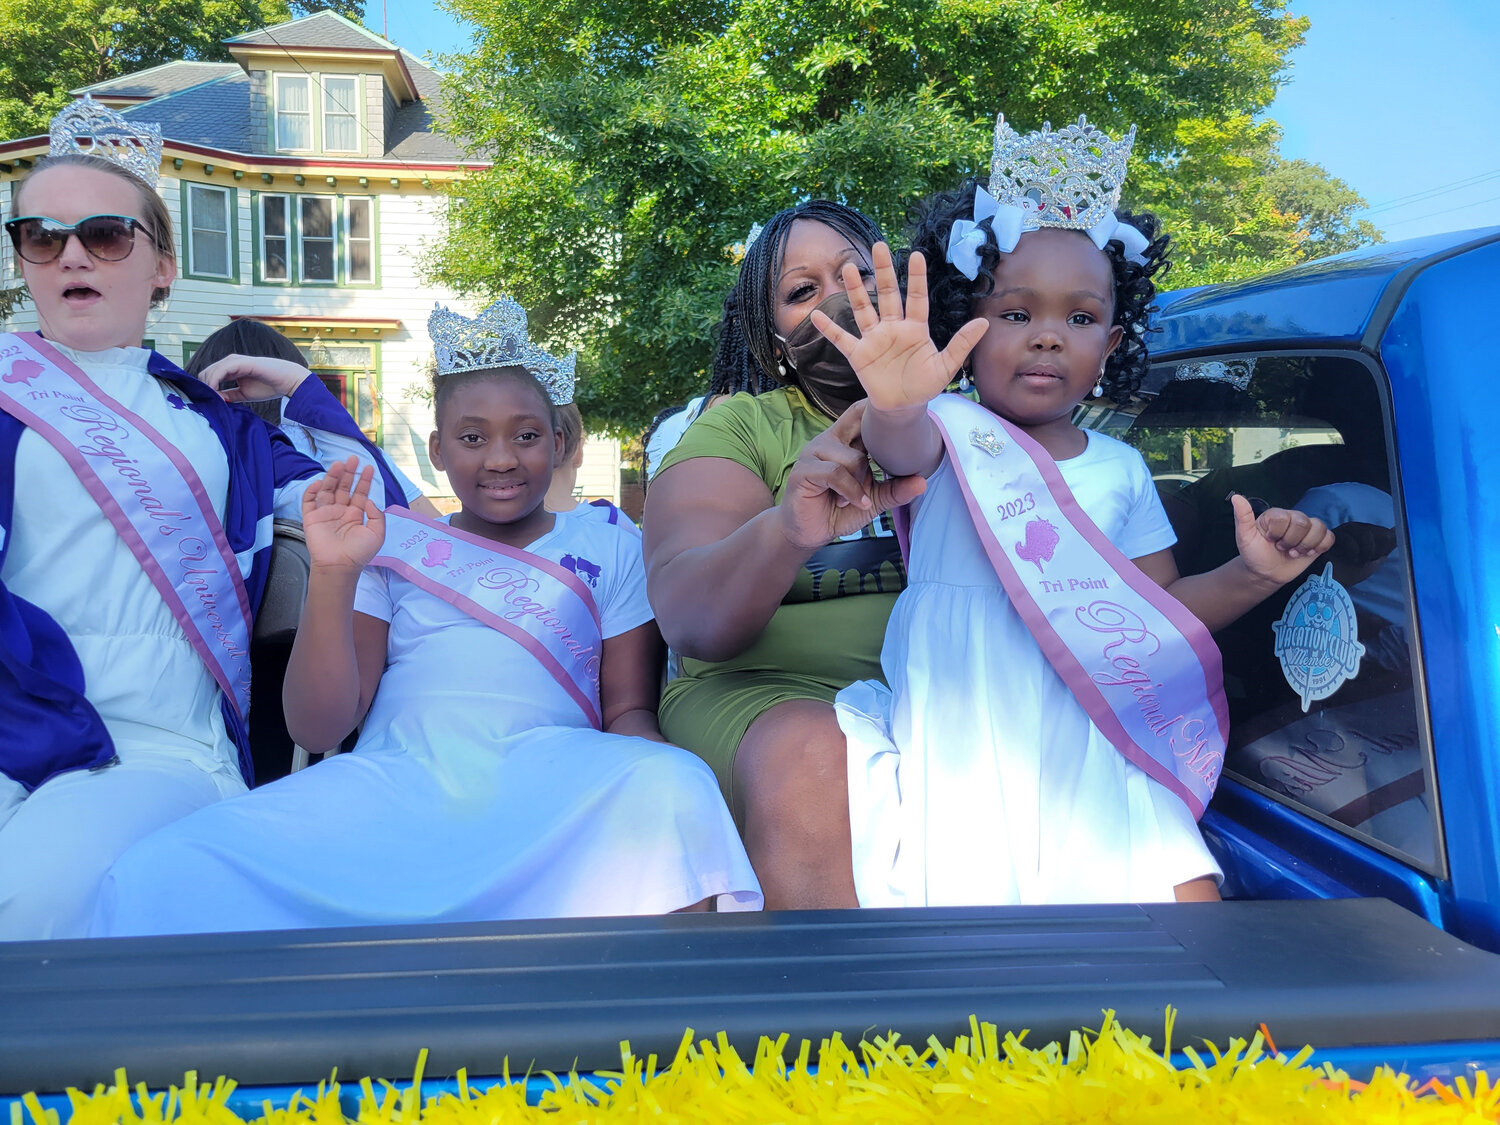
[{"x1": 1272, "y1": 562, "x2": 1367, "y2": 712}]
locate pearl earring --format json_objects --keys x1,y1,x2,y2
[
  {"x1": 958, "y1": 370, "x2": 973, "y2": 393},
  {"x1": 1092, "y1": 383, "x2": 1104, "y2": 398},
  {"x1": 777, "y1": 361, "x2": 787, "y2": 377}
]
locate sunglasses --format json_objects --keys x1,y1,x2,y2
[{"x1": 4, "y1": 214, "x2": 148, "y2": 265}]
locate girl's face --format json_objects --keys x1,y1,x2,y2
[
  {"x1": 428, "y1": 375, "x2": 563, "y2": 547},
  {"x1": 968, "y1": 227, "x2": 1124, "y2": 439},
  {"x1": 771, "y1": 219, "x2": 874, "y2": 340},
  {"x1": 13, "y1": 165, "x2": 175, "y2": 352}
]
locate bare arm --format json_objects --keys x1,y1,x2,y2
[
  {"x1": 282, "y1": 459, "x2": 390, "y2": 752},
  {"x1": 643, "y1": 403, "x2": 925, "y2": 663},
  {"x1": 599, "y1": 620, "x2": 667, "y2": 741},
  {"x1": 1134, "y1": 494, "x2": 1336, "y2": 632}
]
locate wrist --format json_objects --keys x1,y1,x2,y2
[
  {"x1": 1233, "y1": 554, "x2": 1287, "y2": 594},
  {"x1": 767, "y1": 502, "x2": 828, "y2": 559},
  {"x1": 308, "y1": 559, "x2": 366, "y2": 585},
  {"x1": 865, "y1": 400, "x2": 931, "y2": 423}
]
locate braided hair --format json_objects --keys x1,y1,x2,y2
[
  {"x1": 901, "y1": 180, "x2": 1171, "y2": 403},
  {"x1": 711, "y1": 199, "x2": 885, "y2": 399}
]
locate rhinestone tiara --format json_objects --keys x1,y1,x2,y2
[
  {"x1": 1175, "y1": 358, "x2": 1255, "y2": 391},
  {"x1": 49, "y1": 96, "x2": 163, "y2": 188},
  {"x1": 429, "y1": 299, "x2": 577, "y2": 405},
  {"x1": 987, "y1": 114, "x2": 1137, "y2": 234}
]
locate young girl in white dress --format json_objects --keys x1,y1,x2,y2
[
  {"x1": 813, "y1": 115, "x2": 1335, "y2": 908},
  {"x1": 94, "y1": 300, "x2": 761, "y2": 935},
  {"x1": 0, "y1": 99, "x2": 389, "y2": 940}
]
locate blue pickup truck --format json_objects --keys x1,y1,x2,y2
[{"x1": 2, "y1": 225, "x2": 1499, "y2": 1104}]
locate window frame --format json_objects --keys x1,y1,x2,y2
[
  {"x1": 321, "y1": 74, "x2": 361, "y2": 155},
  {"x1": 341, "y1": 195, "x2": 378, "y2": 286},
  {"x1": 1104, "y1": 347, "x2": 1446, "y2": 878},
  {"x1": 180, "y1": 181, "x2": 238, "y2": 283},
  {"x1": 252, "y1": 192, "x2": 293, "y2": 285},
  {"x1": 273, "y1": 73, "x2": 314, "y2": 153},
  {"x1": 296, "y1": 194, "x2": 339, "y2": 287}
]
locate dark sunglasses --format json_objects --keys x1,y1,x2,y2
[{"x1": 4, "y1": 214, "x2": 148, "y2": 264}]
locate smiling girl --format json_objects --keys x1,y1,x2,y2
[
  {"x1": 0, "y1": 99, "x2": 400, "y2": 940},
  {"x1": 93, "y1": 300, "x2": 760, "y2": 935}
]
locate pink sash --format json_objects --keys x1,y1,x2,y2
[
  {"x1": 923, "y1": 394, "x2": 1229, "y2": 819},
  {"x1": 372, "y1": 508, "x2": 604, "y2": 729},
  {"x1": 0, "y1": 332, "x2": 253, "y2": 720}
]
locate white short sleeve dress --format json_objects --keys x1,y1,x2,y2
[{"x1": 837, "y1": 430, "x2": 1221, "y2": 908}]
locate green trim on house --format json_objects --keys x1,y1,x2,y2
[{"x1": 179, "y1": 181, "x2": 239, "y2": 283}]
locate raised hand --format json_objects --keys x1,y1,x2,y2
[
  {"x1": 777, "y1": 400, "x2": 927, "y2": 551},
  {"x1": 302, "y1": 456, "x2": 386, "y2": 572},
  {"x1": 810, "y1": 243, "x2": 988, "y2": 415},
  {"x1": 198, "y1": 353, "x2": 311, "y2": 403},
  {"x1": 1231, "y1": 493, "x2": 1335, "y2": 588}
]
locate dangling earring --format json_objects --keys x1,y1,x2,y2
[
  {"x1": 1092, "y1": 382, "x2": 1104, "y2": 398},
  {"x1": 958, "y1": 368, "x2": 973, "y2": 393},
  {"x1": 777, "y1": 361, "x2": 787, "y2": 377}
]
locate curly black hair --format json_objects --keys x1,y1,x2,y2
[{"x1": 900, "y1": 179, "x2": 1171, "y2": 403}]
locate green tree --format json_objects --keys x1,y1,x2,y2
[
  {"x1": 0, "y1": 0, "x2": 366, "y2": 139},
  {"x1": 432, "y1": 0, "x2": 1380, "y2": 432}
]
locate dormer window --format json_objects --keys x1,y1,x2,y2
[
  {"x1": 274, "y1": 75, "x2": 312, "y2": 150},
  {"x1": 323, "y1": 76, "x2": 359, "y2": 152},
  {"x1": 273, "y1": 72, "x2": 361, "y2": 155}
]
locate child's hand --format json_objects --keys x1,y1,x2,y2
[
  {"x1": 1231, "y1": 493, "x2": 1335, "y2": 588},
  {"x1": 197, "y1": 353, "x2": 311, "y2": 403},
  {"x1": 811, "y1": 243, "x2": 988, "y2": 416},
  {"x1": 302, "y1": 457, "x2": 386, "y2": 572}
]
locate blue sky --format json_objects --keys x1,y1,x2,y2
[{"x1": 386, "y1": 0, "x2": 1500, "y2": 243}]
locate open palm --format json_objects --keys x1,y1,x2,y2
[
  {"x1": 302, "y1": 457, "x2": 386, "y2": 571},
  {"x1": 811, "y1": 243, "x2": 988, "y2": 414}
]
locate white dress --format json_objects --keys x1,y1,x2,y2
[
  {"x1": 0, "y1": 345, "x2": 309, "y2": 940},
  {"x1": 94, "y1": 513, "x2": 761, "y2": 936},
  {"x1": 836, "y1": 431, "x2": 1221, "y2": 908}
]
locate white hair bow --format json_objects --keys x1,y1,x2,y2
[{"x1": 944, "y1": 185, "x2": 1151, "y2": 280}]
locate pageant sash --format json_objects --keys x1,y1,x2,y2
[
  {"x1": 372, "y1": 508, "x2": 604, "y2": 729},
  {"x1": 926, "y1": 394, "x2": 1229, "y2": 819},
  {"x1": 0, "y1": 332, "x2": 253, "y2": 721}
]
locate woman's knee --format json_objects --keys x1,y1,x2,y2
[{"x1": 734, "y1": 699, "x2": 849, "y2": 821}]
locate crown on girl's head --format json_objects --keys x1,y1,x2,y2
[
  {"x1": 987, "y1": 114, "x2": 1137, "y2": 234},
  {"x1": 429, "y1": 298, "x2": 577, "y2": 405},
  {"x1": 48, "y1": 96, "x2": 164, "y2": 188}
]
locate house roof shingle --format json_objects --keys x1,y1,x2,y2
[
  {"x1": 118, "y1": 73, "x2": 252, "y2": 153},
  {"x1": 224, "y1": 11, "x2": 401, "y2": 53},
  {"x1": 72, "y1": 61, "x2": 242, "y2": 101}
]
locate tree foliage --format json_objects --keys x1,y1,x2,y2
[
  {"x1": 0, "y1": 0, "x2": 366, "y2": 139},
  {"x1": 432, "y1": 0, "x2": 1381, "y2": 432}
]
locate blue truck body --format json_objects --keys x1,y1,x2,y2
[{"x1": 3, "y1": 227, "x2": 1500, "y2": 1101}]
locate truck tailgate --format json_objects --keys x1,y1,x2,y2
[{"x1": 3, "y1": 898, "x2": 1499, "y2": 1093}]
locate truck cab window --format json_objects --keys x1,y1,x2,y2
[{"x1": 1078, "y1": 353, "x2": 1442, "y2": 873}]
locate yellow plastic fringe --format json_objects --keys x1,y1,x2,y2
[{"x1": 13, "y1": 1012, "x2": 1500, "y2": 1124}]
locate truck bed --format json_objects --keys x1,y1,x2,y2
[{"x1": 4, "y1": 898, "x2": 1500, "y2": 1094}]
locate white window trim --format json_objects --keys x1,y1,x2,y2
[
  {"x1": 343, "y1": 196, "x2": 375, "y2": 285},
  {"x1": 321, "y1": 74, "x2": 361, "y2": 155},
  {"x1": 186, "y1": 182, "x2": 234, "y2": 280},
  {"x1": 259, "y1": 193, "x2": 291, "y2": 283},
  {"x1": 296, "y1": 194, "x2": 338, "y2": 284},
  {"x1": 273, "y1": 73, "x2": 314, "y2": 153}
]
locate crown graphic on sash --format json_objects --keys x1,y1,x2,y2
[
  {"x1": 49, "y1": 96, "x2": 163, "y2": 188},
  {"x1": 429, "y1": 299, "x2": 577, "y2": 405}
]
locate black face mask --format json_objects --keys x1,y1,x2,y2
[{"x1": 778, "y1": 288, "x2": 878, "y2": 419}]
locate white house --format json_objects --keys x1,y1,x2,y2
[{"x1": 0, "y1": 12, "x2": 624, "y2": 505}]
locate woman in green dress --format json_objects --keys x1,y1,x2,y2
[{"x1": 644, "y1": 201, "x2": 924, "y2": 909}]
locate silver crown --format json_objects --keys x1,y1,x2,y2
[
  {"x1": 49, "y1": 96, "x2": 163, "y2": 188},
  {"x1": 428, "y1": 299, "x2": 577, "y2": 405},
  {"x1": 744, "y1": 222, "x2": 764, "y2": 252},
  {"x1": 988, "y1": 114, "x2": 1137, "y2": 234}
]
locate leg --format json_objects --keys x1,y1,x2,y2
[
  {"x1": 0, "y1": 757, "x2": 237, "y2": 941},
  {"x1": 733, "y1": 698, "x2": 858, "y2": 910},
  {"x1": 1173, "y1": 876, "x2": 1222, "y2": 902}
]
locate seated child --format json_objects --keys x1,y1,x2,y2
[
  {"x1": 813, "y1": 115, "x2": 1334, "y2": 908},
  {"x1": 545, "y1": 400, "x2": 638, "y2": 532},
  {"x1": 93, "y1": 299, "x2": 761, "y2": 935}
]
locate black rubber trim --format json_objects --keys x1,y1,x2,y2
[{"x1": 4, "y1": 898, "x2": 1500, "y2": 1093}]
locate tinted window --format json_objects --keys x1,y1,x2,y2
[{"x1": 1078, "y1": 353, "x2": 1441, "y2": 873}]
